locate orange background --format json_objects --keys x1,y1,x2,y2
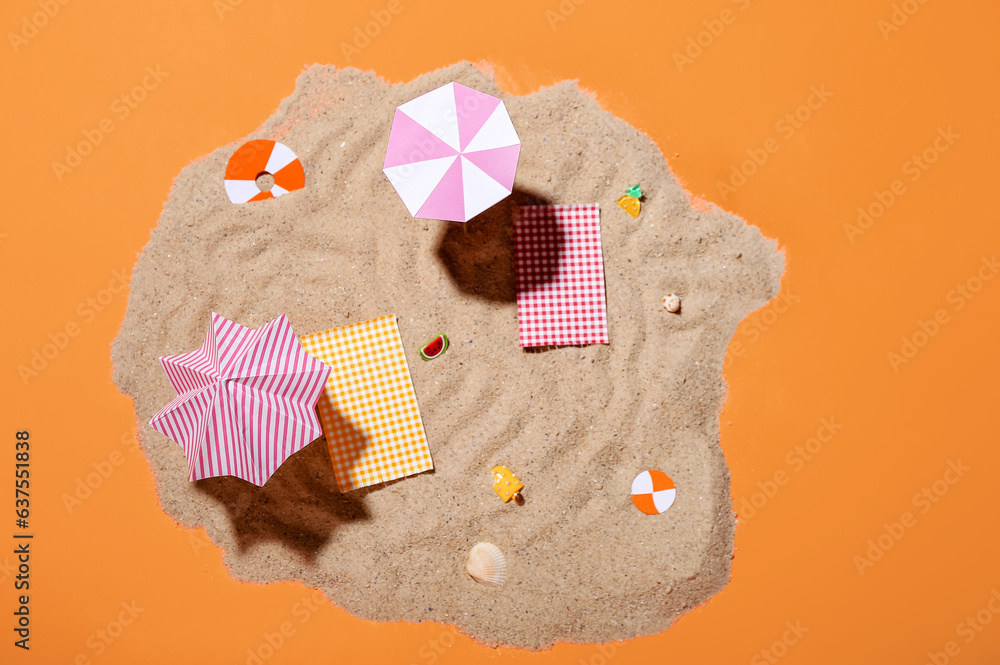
[{"x1": 2, "y1": 0, "x2": 998, "y2": 663}]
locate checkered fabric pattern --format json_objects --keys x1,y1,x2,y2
[
  {"x1": 514, "y1": 203, "x2": 609, "y2": 347},
  {"x1": 299, "y1": 315, "x2": 432, "y2": 491}
]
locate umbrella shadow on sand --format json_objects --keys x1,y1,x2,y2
[
  {"x1": 435, "y1": 187, "x2": 562, "y2": 302},
  {"x1": 194, "y1": 406, "x2": 371, "y2": 561}
]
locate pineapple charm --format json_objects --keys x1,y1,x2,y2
[
  {"x1": 618, "y1": 184, "x2": 642, "y2": 217},
  {"x1": 617, "y1": 184, "x2": 643, "y2": 218},
  {"x1": 491, "y1": 466, "x2": 524, "y2": 504}
]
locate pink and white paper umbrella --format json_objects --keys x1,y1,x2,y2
[
  {"x1": 150, "y1": 313, "x2": 330, "y2": 486},
  {"x1": 383, "y1": 82, "x2": 521, "y2": 222}
]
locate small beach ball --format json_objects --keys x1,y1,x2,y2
[{"x1": 631, "y1": 470, "x2": 676, "y2": 515}]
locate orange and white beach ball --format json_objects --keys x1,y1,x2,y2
[
  {"x1": 631, "y1": 470, "x2": 676, "y2": 515},
  {"x1": 224, "y1": 139, "x2": 305, "y2": 203}
]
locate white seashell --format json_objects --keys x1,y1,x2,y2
[
  {"x1": 662, "y1": 293, "x2": 681, "y2": 313},
  {"x1": 466, "y1": 542, "x2": 507, "y2": 587}
]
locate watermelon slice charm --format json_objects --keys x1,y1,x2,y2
[{"x1": 420, "y1": 334, "x2": 449, "y2": 361}]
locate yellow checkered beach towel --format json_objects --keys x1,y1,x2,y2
[{"x1": 300, "y1": 315, "x2": 433, "y2": 491}]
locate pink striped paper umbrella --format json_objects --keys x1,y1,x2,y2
[
  {"x1": 149, "y1": 313, "x2": 331, "y2": 487},
  {"x1": 383, "y1": 82, "x2": 521, "y2": 222}
]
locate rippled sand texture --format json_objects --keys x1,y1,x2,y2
[{"x1": 111, "y1": 62, "x2": 784, "y2": 649}]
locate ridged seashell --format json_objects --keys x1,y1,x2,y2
[
  {"x1": 466, "y1": 542, "x2": 507, "y2": 587},
  {"x1": 662, "y1": 293, "x2": 681, "y2": 313}
]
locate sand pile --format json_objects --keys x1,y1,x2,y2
[{"x1": 111, "y1": 62, "x2": 783, "y2": 649}]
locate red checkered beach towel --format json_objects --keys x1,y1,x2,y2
[{"x1": 514, "y1": 204, "x2": 609, "y2": 347}]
